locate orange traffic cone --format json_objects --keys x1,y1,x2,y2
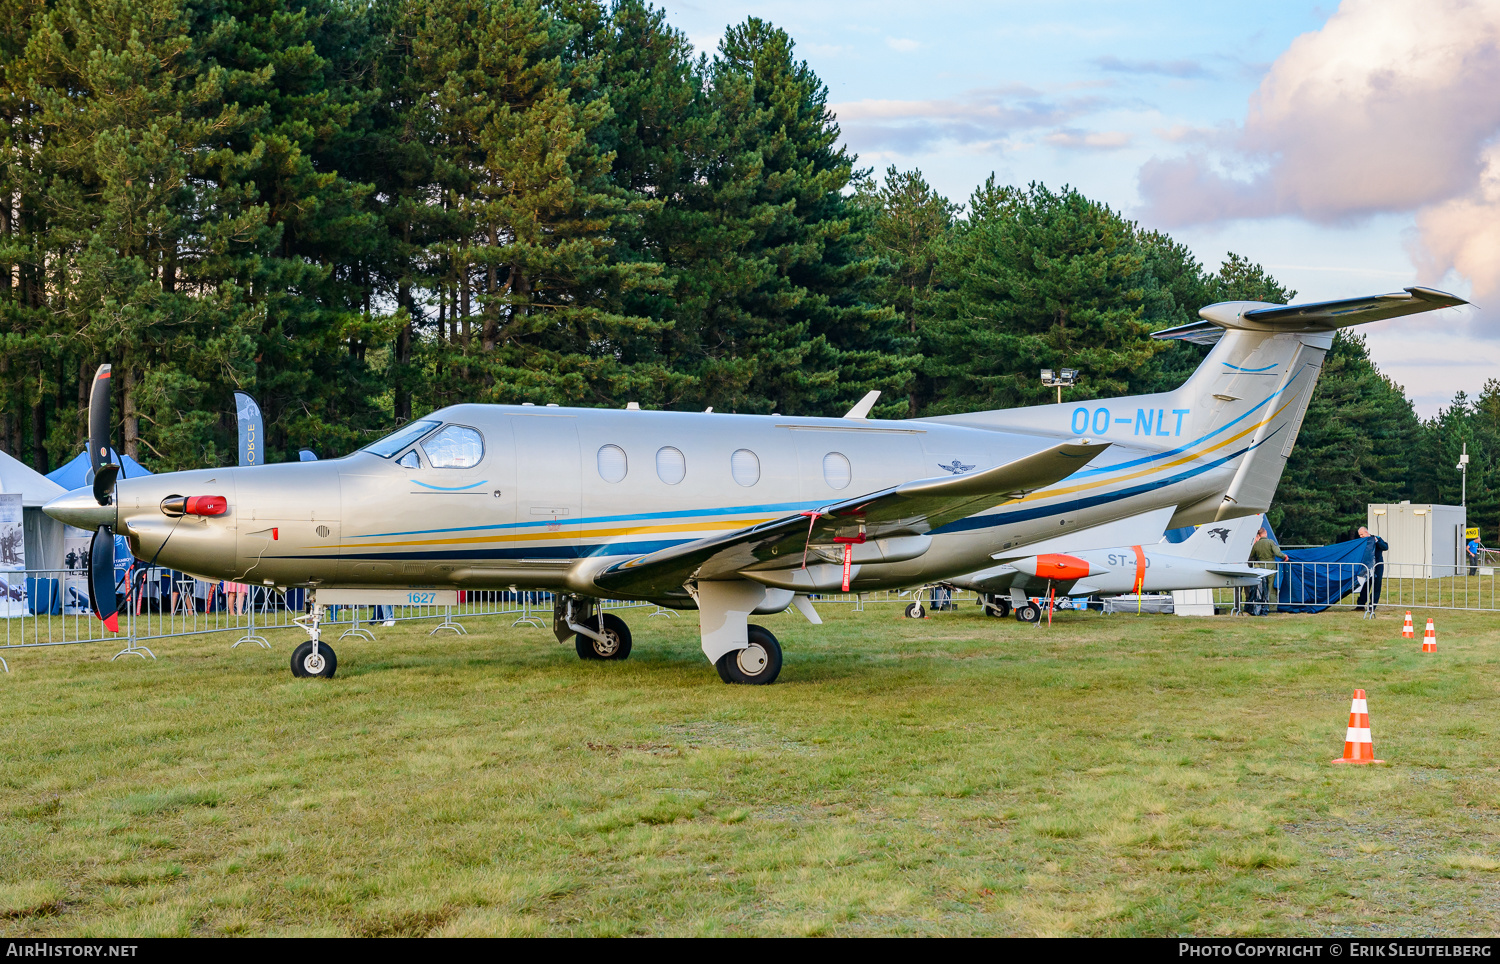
[
  {"x1": 1332, "y1": 689, "x2": 1384, "y2": 764},
  {"x1": 1401, "y1": 611, "x2": 1414, "y2": 639},
  {"x1": 1422, "y1": 618, "x2": 1437, "y2": 653}
]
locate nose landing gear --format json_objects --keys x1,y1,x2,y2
[{"x1": 291, "y1": 594, "x2": 337, "y2": 678}]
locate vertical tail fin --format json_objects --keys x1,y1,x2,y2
[
  {"x1": 921, "y1": 286, "x2": 1465, "y2": 523},
  {"x1": 1158, "y1": 513, "x2": 1264, "y2": 565}
]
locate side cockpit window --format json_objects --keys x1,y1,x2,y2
[
  {"x1": 396, "y1": 450, "x2": 420, "y2": 469},
  {"x1": 422, "y1": 425, "x2": 485, "y2": 468}
]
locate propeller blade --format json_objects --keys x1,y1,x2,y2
[
  {"x1": 92, "y1": 463, "x2": 119, "y2": 508},
  {"x1": 88, "y1": 364, "x2": 113, "y2": 479},
  {"x1": 88, "y1": 525, "x2": 120, "y2": 633}
]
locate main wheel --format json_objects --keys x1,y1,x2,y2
[
  {"x1": 291, "y1": 640, "x2": 337, "y2": 678},
  {"x1": 904, "y1": 602, "x2": 926, "y2": 619},
  {"x1": 715, "y1": 624, "x2": 782, "y2": 685},
  {"x1": 983, "y1": 596, "x2": 1011, "y2": 618},
  {"x1": 1014, "y1": 602, "x2": 1041, "y2": 623},
  {"x1": 574, "y1": 612, "x2": 633, "y2": 661}
]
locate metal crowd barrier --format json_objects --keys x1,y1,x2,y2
[
  {"x1": 1376, "y1": 562, "x2": 1500, "y2": 613},
  {"x1": 13, "y1": 558, "x2": 1478, "y2": 674}
]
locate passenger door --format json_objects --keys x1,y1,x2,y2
[{"x1": 511, "y1": 413, "x2": 582, "y2": 556}]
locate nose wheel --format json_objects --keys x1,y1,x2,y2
[
  {"x1": 290, "y1": 595, "x2": 338, "y2": 678},
  {"x1": 291, "y1": 639, "x2": 337, "y2": 677}
]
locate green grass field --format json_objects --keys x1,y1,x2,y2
[{"x1": 2, "y1": 602, "x2": 1498, "y2": 936}]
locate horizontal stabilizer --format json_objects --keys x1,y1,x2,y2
[{"x1": 1153, "y1": 286, "x2": 1467, "y2": 343}]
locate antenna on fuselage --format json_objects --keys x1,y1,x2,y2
[{"x1": 843, "y1": 390, "x2": 881, "y2": 419}]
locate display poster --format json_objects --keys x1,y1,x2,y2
[
  {"x1": 62, "y1": 533, "x2": 92, "y2": 615},
  {"x1": 235, "y1": 391, "x2": 265, "y2": 467},
  {"x1": 0, "y1": 493, "x2": 28, "y2": 617}
]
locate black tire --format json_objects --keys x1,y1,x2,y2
[
  {"x1": 1014, "y1": 603, "x2": 1041, "y2": 624},
  {"x1": 290, "y1": 640, "x2": 337, "y2": 678},
  {"x1": 984, "y1": 596, "x2": 1011, "y2": 618},
  {"x1": 715, "y1": 624, "x2": 782, "y2": 685},
  {"x1": 904, "y1": 602, "x2": 926, "y2": 619},
  {"x1": 574, "y1": 611, "x2": 632, "y2": 661}
]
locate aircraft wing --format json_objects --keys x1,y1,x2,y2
[{"x1": 592, "y1": 439, "x2": 1111, "y2": 597}]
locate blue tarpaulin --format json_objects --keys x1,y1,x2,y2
[
  {"x1": 1276, "y1": 537, "x2": 1375, "y2": 613},
  {"x1": 46, "y1": 448, "x2": 151, "y2": 490}
]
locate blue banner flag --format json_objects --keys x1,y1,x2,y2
[{"x1": 234, "y1": 392, "x2": 265, "y2": 467}]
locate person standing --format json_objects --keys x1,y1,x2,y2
[
  {"x1": 222, "y1": 579, "x2": 248, "y2": 615},
  {"x1": 1466, "y1": 534, "x2": 1481, "y2": 576},
  {"x1": 1249, "y1": 527, "x2": 1288, "y2": 615},
  {"x1": 1355, "y1": 526, "x2": 1389, "y2": 610}
]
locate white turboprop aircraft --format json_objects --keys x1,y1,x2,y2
[
  {"x1": 45, "y1": 288, "x2": 1464, "y2": 683},
  {"x1": 944, "y1": 509, "x2": 1266, "y2": 621}
]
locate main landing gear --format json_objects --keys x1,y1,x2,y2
[
  {"x1": 981, "y1": 594, "x2": 1012, "y2": 618},
  {"x1": 556, "y1": 584, "x2": 796, "y2": 686},
  {"x1": 574, "y1": 611, "x2": 633, "y2": 661},
  {"x1": 291, "y1": 595, "x2": 337, "y2": 678},
  {"x1": 714, "y1": 624, "x2": 782, "y2": 685},
  {"x1": 557, "y1": 597, "x2": 634, "y2": 662}
]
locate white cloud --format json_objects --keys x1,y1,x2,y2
[
  {"x1": 1136, "y1": 0, "x2": 1500, "y2": 302},
  {"x1": 832, "y1": 87, "x2": 1110, "y2": 154},
  {"x1": 1045, "y1": 129, "x2": 1132, "y2": 150},
  {"x1": 885, "y1": 37, "x2": 921, "y2": 52}
]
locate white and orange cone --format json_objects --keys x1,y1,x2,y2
[
  {"x1": 1332, "y1": 689, "x2": 1384, "y2": 764},
  {"x1": 1422, "y1": 618, "x2": 1437, "y2": 653},
  {"x1": 1401, "y1": 611, "x2": 1414, "y2": 639}
]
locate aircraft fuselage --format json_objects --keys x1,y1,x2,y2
[{"x1": 60, "y1": 403, "x2": 1238, "y2": 602}]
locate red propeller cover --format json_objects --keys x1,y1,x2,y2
[{"x1": 184, "y1": 495, "x2": 228, "y2": 516}]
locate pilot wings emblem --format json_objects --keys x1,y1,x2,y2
[
  {"x1": 1207, "y1": 527, "x2": 1231, "y2": 543},
  {"x1": 939, "y1": 460, "x2": 976, "y2": 475}
]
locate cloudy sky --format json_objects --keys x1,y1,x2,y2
[{"x1": 662, "y1": 0, "x2": 1500, "y2": 416}]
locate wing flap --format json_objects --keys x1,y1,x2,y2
[{"x1": 592, "y1": 439, "x2": 1111, "y2": 597}]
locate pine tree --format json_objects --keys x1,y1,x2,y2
[
  {"x1": 924, "y1": 180, "x2": 1166, "y2": 413},
  {"x1": 1270, "y1": 333, "x2": 1419, "y2": 544},
  {"x1": 23, "y1": 0, "x2": 275, "y2": 470},
  {"x1": 856, "y1": 166, "x2": 955, "y2": 415},
  {"x1": 663, "y1": 17, "x2": 911, "y2": 416}
]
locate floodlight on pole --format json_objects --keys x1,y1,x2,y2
[
  {"x1": 1040, "y1": 367, "x2": 1079, "y2": 405},
  {"x1": 1459, "y1": 443, "x2": 1469, "y2": 509}
]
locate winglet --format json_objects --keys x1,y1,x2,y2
[{"x1": 843, "y1": 391, "x2": 881, "y2": 419}]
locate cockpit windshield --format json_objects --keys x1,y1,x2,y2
[{"x1": 362, "y1": 420, "x2": 440, "y2": 458}]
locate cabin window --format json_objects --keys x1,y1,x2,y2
[
  {"x1": 823, "y1": 451, "x2": 851, "y2": 489},
  {"x1": 421, "y1": 425, "x2": 485, "y2": 468},
  {"x1": 396, "y1": 450, "x2": 420, "y2": 469},
  {"x1": 363, "y1": 419, "x2": 439, "y2": 458},
  {"x1": 730, "y1": 449, "x2": 760, "y2": 487},
  {"x1": 656, "y1": 446, "x2": 686, "y2": 485},
  {"x1": 597, "y1": 444, "x2": 628, "y2": 483}
]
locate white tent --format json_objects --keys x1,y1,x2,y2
[{"x1": 0, "y1": 450, "x2": 72, "y2": 570}]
